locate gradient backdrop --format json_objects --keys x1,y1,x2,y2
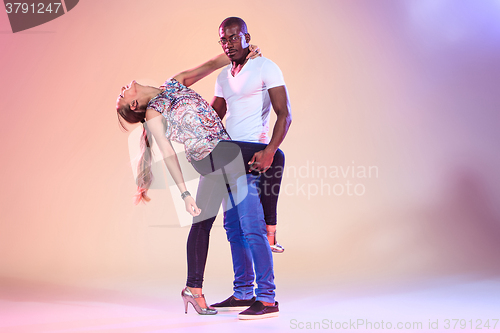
[{"x1": 1, "y1": 0, "x2": 500, "y2": 318}]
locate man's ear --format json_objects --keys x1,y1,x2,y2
[
  {"x1": 130, "y1": 100, "x2": 138, "y2": 111},
  {"x1": 245, "y1": 33, "x2": 251, "y2": 44}
]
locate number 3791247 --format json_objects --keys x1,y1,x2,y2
[{"x1": 5, "y1": 3, "x2": 62, "y2": 14}]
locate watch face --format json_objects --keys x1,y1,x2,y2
[{"x1": 4, "y1": 0, "x2": 79, "y2": 33}]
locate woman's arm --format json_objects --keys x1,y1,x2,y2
[
  {"x1": 172, "y1": 54, "x2": 229, "y2": 88},
  {"x1": 172, "y1": 46, "x2": 262, "y2": 87},
  {"x1": 145, "y1": 109, "x2": 201, "y2": 216}
]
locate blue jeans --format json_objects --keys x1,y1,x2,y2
[
  {"x1": 223, "y1": 174, "x2": 275, "y2": 302},
  {"x1": 188, "y1": 141, "x2": 275, "y2": 303}
]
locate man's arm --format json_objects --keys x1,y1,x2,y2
[
  {"x1": 211, "y1": 96, "x2": 227, "y2": 120},
  {"x1": 248, "y1": 85, "x2": 292, "y2": 172},
  {"x1": 266, "y1": 86, "x2": 292, "y2": 153}
]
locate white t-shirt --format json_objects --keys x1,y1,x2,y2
[{"x1": 215, "y1": 57, "x2": 286, "y2": 143}]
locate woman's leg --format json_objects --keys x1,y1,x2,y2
[
  {"x1": 214, "y1": 141, "x2": 276, "y2": 303},
  {"x1": 221, "y1": 141, "x2": 285, "y2": 249},
  {"x1": 186, "y1": 174, "x2": 226, "y2": 307},
  {"x1": 192, "y1": 141, "x2": 278, "y2": 304},
  {"x1": 259, "y1": 148, "x2": 285, "y2": 226},
  {"x1": 217, "y1": 141, "x2": 283, "y2": 226},
  {"x1": 259, "y1": 148, "x2": 285, "y2": 248}
]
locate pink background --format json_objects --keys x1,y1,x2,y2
[{"x1": 1, "y1": 0, "x2": 500, "y2": 322}]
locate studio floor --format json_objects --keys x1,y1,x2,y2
[{"x1": 1, "y1": 276, "x2": 499, "y2": 333}]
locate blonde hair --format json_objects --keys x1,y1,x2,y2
[{"x1": 116, "y1": 104, "x2": 154, "y2": 204}]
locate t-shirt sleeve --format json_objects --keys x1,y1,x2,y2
[
  {"x1": 214, "y1": 75, "x2": 224, "y2": 98},
  {"x1": 262, "y1": 59, "x2": 286, "y2": 89}
]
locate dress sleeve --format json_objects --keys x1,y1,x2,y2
[
  {"x1": 146, "y1": 95, "x2": 170, "y2": 114},
  {"x1": 261, "y1": 59, "x2": 286, "y2": 89}
]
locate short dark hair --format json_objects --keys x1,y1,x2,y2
[{"x1": 219, "y1": 17, "x2": 248, "y2": 34}]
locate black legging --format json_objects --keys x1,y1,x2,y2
[{"x1": 186, "y1": 140, "x2": 284, "y2": 288}]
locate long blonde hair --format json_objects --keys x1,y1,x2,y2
[{"x1": 117, "y1": 104, "x2": 154, "y2": 204}]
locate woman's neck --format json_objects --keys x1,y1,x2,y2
[
  {"x1": 145, "y1": 86, "x2": 163, "y2": 99},
  {"x1": 141, "y1": 86, "x2": 163, "y2": 105}
]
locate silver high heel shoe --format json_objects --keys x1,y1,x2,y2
[
  {"x1": 181, "y1": 287, "x2": 218, "y2": 315},
  {"x1": 268, "y1": 231, "x2": 285, "y2": 253}
]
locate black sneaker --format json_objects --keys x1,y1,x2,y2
[
  {"x1": 238, "y1": 301, "x2": 279, "y2": 320},
  {"x1": 210, "y1": 295, "x2": 256, "y2": 311}
]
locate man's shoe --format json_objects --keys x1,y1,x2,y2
[
  {"x1": 210, "y1": 295, "x2": 256, "y2": 311},
  {"x1": 238, "y1": 301, "x2": 279, "y2": 320}
]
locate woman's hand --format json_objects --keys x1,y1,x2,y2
[
  {"x1": 247, "y1": 45, "x2": 262, "y2": 59},
  {"x1": 184, "y1": 196, "x2": 201, "y2": 216}
]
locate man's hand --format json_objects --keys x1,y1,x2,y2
[{"x1": 248, "y1": 148, "x2": 275, "y2": 173}]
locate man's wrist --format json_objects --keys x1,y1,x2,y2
[{"x1": 264, "y1": 145, "x2": 278, "y2": 155}]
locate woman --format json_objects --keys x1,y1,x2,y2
[{"x1": 116, "y1": 51, "x2": 280, "y2": 315}]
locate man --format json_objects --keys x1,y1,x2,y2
[{"x1": 209, "y1": 17, "x2": 292, "y2": 320}]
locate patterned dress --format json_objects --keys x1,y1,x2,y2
[{"x1": 146, "y1": 78, "x2": 230, "y2": 162}]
